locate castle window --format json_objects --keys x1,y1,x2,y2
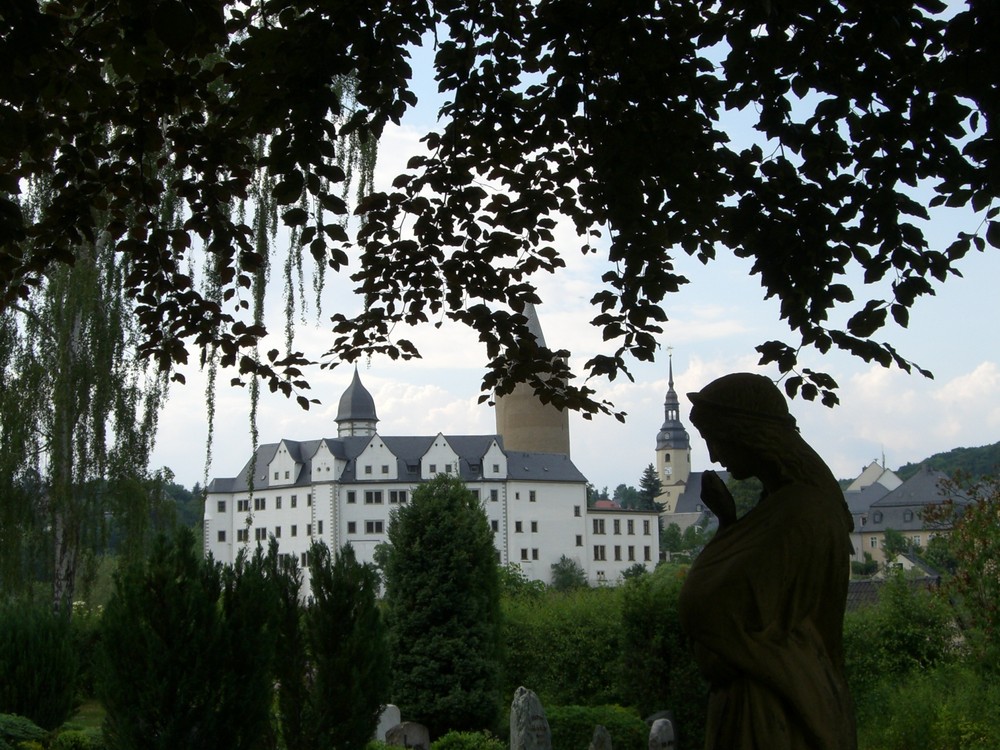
[
  {"x1": 217, "y1": 530, "x2": 226, "y2": 542},
  {"x1": 365, "y1": 520, "x2": 384, "y2": 534},
  {"x1": 576, "y1": 535, "x2": 583, "y2": 547},
  {"x1": 593, "y1": 518, "x2": 605, "y2": 534},
  {"x1": 317, "y1": 520, "x2": 323, "y2": 535},
  {"x1": 365, "y1": 490, "x2": 383, "y2": 504},
  {"x1": 274, "y1": 526, "x2": 281, "y2": 538},
  {"x1": 628, "y1": 546, "x2": 635, "y2": 561},
  {"x1": 532, "y1": 549, "x2": 539, "y2": 561},
  {"x1": 347, "y1": 491, "x2": 356, "y2": 504},
  {"x1": 614, "y1": 546, "x2": 622, "y2": 561},
  {"x1": 644, "y1": 546, "x2": 651, "y2": 561},
  {"x1": 275, "y1": 497, "x2": 282, "y2": 510},
  {"x1": 594, "y1": 545, "x2": 606, "y2": 561},
  {"x1": 429, "y1": 464, "x2": 437, "y2": 474},
  {"x1": 291, "y1": 495, "x2": 297, "y2": 508},
  {"x1": 493, "y1": 463, "x2": 500, "y2": 473},
  {"x1": 382, "y1": 464, "x2": 390, "y2": 474},
  {"x1": 574, "y1": 505, "x2": 581, "y2": 517},
  {"x1": 627, "y1": 519, "x2": 635, "y2": 535},
  {"x1": 284, "y1": 471, "x2": 289, "y2": 479},
  {"x1": 238, "y1": 499, "x2": 250, "y2": 512},
  {"x1": 643, "y1": 520, "x2": 651, "y2": 535},
  {"x1": 515, "y1": 521, "x2": 523, "y2": 533},
  {"x1": 491, "y1": 520, "x2": 499, "y2": 533},
  {"x1": 291, "y1": 525, "x2": 297, "y2": 537},
  {"x1": 613, "y1": 520, "x2": 621, "y2": 535},
  {"x1": 529, "y1": 490, "x2": 536, "y2": 502},
  {"x1": 521, "y1": 548, "x2": 529, "y2": 561},
  {"x1": 217, "y1": 500, "x2": 226, "y2": 513},
  {"x1": 364, "y1": 465, "x2": 372, "y2": 475},
  {"x1": 255, "y1": 528, "x2": 267, "y2": 541},
  {"x1": 237, "y1": 529, "x2": 248, "y2": 542},
  {"x1": 254, "y1": 497, "x2": 266, "y2": 511},
  {"x1": 348, "y1": 522, "x2": 356, "y2": 534},
  {"x1": 490, "y1": 489, "x2": 499, "y2": 502},
  {"x1": 531, "y1": 521, "x2": 538, "y2": 533},
  {"x1": 274, "y1": 472, "x2": 279, "y2": 480},
  {"x1": 306, "y1": 523, "x2": 312, "y2": 536}
]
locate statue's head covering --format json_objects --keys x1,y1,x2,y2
[{"x1": 688, "y1": 373, "x2": 797, "y2": 432}]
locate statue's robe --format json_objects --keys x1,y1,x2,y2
[{"x1": 679, "y1": 482, "x2": 857, "y2": 750}]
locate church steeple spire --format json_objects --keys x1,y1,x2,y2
[
  {"x1": 654, "y1": 351, "x2": 692, "y2": 512},
  {"x1": 656, "y1": 351, "x2": 689, "y2": 450}
]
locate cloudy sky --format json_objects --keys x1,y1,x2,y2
[{"x1": 150, "y1": 47, "x2": 999, "y2": 493}]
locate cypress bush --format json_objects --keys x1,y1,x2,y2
[
  {"x1": 0, "y1": 599, "x2": 78, "y2": 729},
  {"x1": 384, "y1": 475, "x2": 502, "y2": 737},
  {"x1": 97, "y1": 528, "x2": 279, "y2": 750},
  {"x1": 306, "y1": 543, "x2": 390, "y2": 750}
]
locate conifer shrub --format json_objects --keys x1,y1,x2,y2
[
  {"x1": 0, "y1": 714, "x2": 48, "y2": 748},
  {"x1": 0, "y1": 598, "x2": 79, "y2": 730},
  {"x1": 384, "y1": 475, "x2": 502, "y2": 737},
  {"x1": 97, "y1": 528, "x2": 279, "y2": 750},
  {"x1": 545, "y1": 705, "x2": 646, "y2": 750}
]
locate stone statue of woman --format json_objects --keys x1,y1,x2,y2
[{"x1": 678, "y1": 373, "x2": 857, "y2": 750}]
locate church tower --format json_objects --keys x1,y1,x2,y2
[
  {"x1": 494, "y1": 304, "x2": 571, "y2": 457},
  {"x1": 335, "y1": 367, "x2": 379, "y2": 437},
  {"x1": 654, "y1": 353, "x2": 691, "y2": 512}
]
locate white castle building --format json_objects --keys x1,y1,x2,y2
[{"x1": 203, "y1": 309, "x2": 660, "y2": 590}]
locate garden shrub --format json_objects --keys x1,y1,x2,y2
[
  {"x1": 546, "y1": 705, "x2": 646, "y2": 750},
  {"x1": 98, "y1": 528, "x2": 279, "y2": 750},
  {"x1": 857, "y1": 663, "x2": 1000, "y2": 750},
  {"x1": 51, "y1": 728, "x2": 104, "y2": 750},
  {"x1": 0, "y1": 714, "x2": 47, "y2": 747},
  {"x1": 501, "y1": 587, "x2": 623, "y2": 707},
  {"x1": 618, "y1": 564, "x2": 706, "y2": 750},
  {"x1": 0, "y1": 598, "x2": 78, "y2": 730},
  {"x1": 431, "y1": 730, "x2": 506, "y2": 750}
]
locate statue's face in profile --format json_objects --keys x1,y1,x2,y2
[{"x1": 705, "y1": 436, "x2": 754, "y2": 481}]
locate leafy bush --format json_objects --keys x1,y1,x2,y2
[
  {"x1": 0, "y1": 599, "x2": 79, "y2": 729},
  {"x1": 0, "y1": 714, "x2": 47, "y2": 746},
  {"x1": 51, "y1": 728, "x2": 104, "y2": 750},
  {"x1": 502, "y1": 587, "x2": 622, "y2": 707},
  {"x1": 431, "y1": 730, "x2": 506, "y2": 750},
  {"x1": 618, "y1": 564, "x2": 706, "y2": 750},
  {"x1": 843, "y1": 572, "x2": 956, "y2": 722},
  {"x1": 546, "y1": 705, "x2": 646, "y2": 750},
  {"x1": 857, "y1": 664, "x2": 1000, "y2": 750}
]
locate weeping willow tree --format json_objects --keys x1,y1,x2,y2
[
  {"x1": 0, "y1": 3, "x2": 379, "y2": 608},
  {"x1": 0, "y1": 210, "x2": 167, "y2": 608}
]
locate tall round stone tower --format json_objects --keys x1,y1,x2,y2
[{"x1": 494, "y1": 304, "x2": 571, "y2": 457}]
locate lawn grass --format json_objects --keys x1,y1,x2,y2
[{"x1": 64, "y1": 700, "x2": 104, "y2": 731}]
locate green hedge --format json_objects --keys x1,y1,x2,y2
[
  {"x1": 431, "y1": 730, "x2": 506, "y2": 750},
  {"x1": 546, "y1": 705, "x2": 646, "y2": 750}
]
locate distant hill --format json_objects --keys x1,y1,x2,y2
[{"x1": 895, "y1": 442, "x2": 1000, "y2": 481}]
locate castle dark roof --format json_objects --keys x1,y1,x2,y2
[
  {"x1": 207, "y1": 434, "x2": 587, "y2": 493},
  {"x1": 335, "y1": 368, "x2": 378, "y2": 424}
]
